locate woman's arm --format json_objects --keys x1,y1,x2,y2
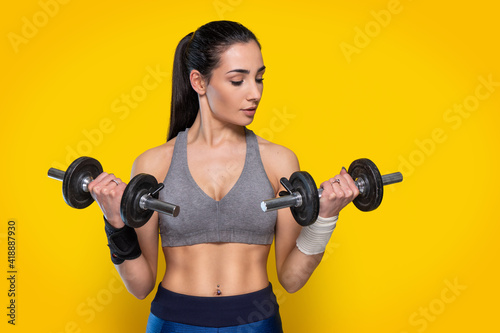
[
  {"x1": 88, "y1": 144, "x2": 173, "y2": 299},
  {"x1": 269, "y1": 145, "x2": 358, "y2": 293}
]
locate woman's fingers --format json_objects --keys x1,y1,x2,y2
[
  {"x1": 87, "y1": 172, "x2": 127, "y2": 227},
  {"x1": 318, "y1": 168, "x2": 360, "y2": 217}
]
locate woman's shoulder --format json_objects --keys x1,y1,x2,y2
[
  {"x1": 131, "y1": 138, "x2": 177, "y2": 181},
  {"x1": 254, "y1": 134, "x2": 300, "y2": 190},
  {"x1": 255, "y1": 135, "x2": 298, "y2": 166}
]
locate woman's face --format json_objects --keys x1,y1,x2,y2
[{"x1": 203, "y1": 40, "x2": 265, "y2": 126}]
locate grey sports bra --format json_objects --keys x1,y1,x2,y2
[{"x1": 158, "y1": 128, "x2": 278, "y2": 247}]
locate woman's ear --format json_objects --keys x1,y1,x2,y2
[{"x1": 190, "y1": 70, "x2": 207, "y2": 95}]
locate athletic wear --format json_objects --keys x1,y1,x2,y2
[
  {"x1": 146, "y1": 283, "x2": 283, "y2": 332},
  {"x1": 158, "y1": 128, "x2": 277, "y2": 247}
]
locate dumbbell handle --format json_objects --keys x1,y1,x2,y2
[
  {"x1": 48, "y1": 167, "x2": 179, "y2": 217},
  {"x1": 261, "y1": 172, "x2": 402, "y2": 212},
  {"x1": 48, "y1": 168, "x2": 66, "y2": 180},
  {"x1": 381, "y1": 172, "x2": 404, "y2": 185},
  {"x1": 318, "y1": 172, "x2": 403, "y2": 197},
  {"x1": 48, "y1": 167, "x2": 93, "y2": 192},
  {"x1": 140, "y1": 194, "x2": 180, "y2": 217}
]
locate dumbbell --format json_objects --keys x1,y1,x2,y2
[
  {"x1": 48, "y1": 156, "x2": 180, "y2": 228},
  {"x1": 260, "y1": 158, "x2": 402, "y2": 226}
]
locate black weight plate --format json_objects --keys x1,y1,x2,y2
[
  {"x1": 289, "y1": 171, "x2": 319, "y2": 226},
  {"x1": 348, "y1": 158, "x2": 383, "y2": 212},
  {"x1": 63, "y1": 157, "x2": 103, "y2": 209},
  {"x1": 120, "y1": 173, "x2": 157, "y2": 228}
]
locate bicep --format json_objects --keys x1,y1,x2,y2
[
  {"x1": 135, "y1": 213, "x2": 160, "y2": 278},
  {"x1": 129, "y1": 149, "x2": 170, "y2": 278},
  {"x1": 269, "y1": 147, "x2": 302, "y2": 274},
  {"x1": 275, "y1": 207, "x2": 301, "y2": 275}
]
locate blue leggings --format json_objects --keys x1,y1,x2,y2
[
  {"x1": 145, "y1": 283, "x2": 283, "y2": 333},
  {"x1": 146, "y1": 313, "x2": 282, "y2": 332}
]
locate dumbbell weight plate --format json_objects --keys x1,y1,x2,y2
[
  {"x1": 348, "y1": 158, "x2": 383, "y2": 212},
  {"x1": 62, "y1": 157, "x2": 103, "y2": 209},
  {"x1": 289, "y1": 171, "x2": 319, "y2": 226},
  {"x1": 120, "y1": 173, "x2": 158, "y2": 228}
]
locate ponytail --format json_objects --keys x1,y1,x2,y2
[{"x1": 167, "y1": 32, "x2": 199, "y2": 141}]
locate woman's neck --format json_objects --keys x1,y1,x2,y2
[{"x1": 189, "y1": 111, "x2": 245, "y2": 148}]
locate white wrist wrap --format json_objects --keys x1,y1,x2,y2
[{"x1": 296, "y1": 215, "x2": 338, "y2": 255}]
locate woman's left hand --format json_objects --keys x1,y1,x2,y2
[{"x1": 318, "y1": 167, "x2": 360, "y2": 218}]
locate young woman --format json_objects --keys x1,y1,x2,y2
[{"x1": 88, "y1": 21, "x2": 359, "y2": 332}]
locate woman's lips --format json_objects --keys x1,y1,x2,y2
[{"x1": 241, "y1": 107, "x2": 257, "y2": 116}]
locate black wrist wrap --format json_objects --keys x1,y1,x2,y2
[{"x1": 104, "y1": 217, "x2": 142, "y2": 265}]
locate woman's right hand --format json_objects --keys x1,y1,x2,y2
[{"x1": 87, "y1": 172, "x2": 127, "y2": 228}]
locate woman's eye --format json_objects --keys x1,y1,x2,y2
[{"x1": 230, "y1": 78, "x2": 264, "y2": 86}]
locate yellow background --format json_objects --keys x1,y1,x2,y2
[{"x1": 1, "y1": 0, "x2": 499, "y2": 332}]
